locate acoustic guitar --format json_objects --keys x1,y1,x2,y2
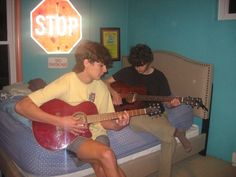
[
  {"x1": 32, "y1": 99, "x2": 161, "y2": 151},
  {"x1": 111, "y1": 82, "x2": 208, "y2": 111}
]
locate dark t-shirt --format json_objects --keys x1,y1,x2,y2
[
  {"x1": 113, "y1": 66, "x2": 171, "y2": 96},
  {"x1": 113, "y1": 67, "x2": 193, "y2": 130}
]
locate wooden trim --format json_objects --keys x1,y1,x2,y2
[{"x1": 15, "y1": 0, "x2": 22, "y2": 82}]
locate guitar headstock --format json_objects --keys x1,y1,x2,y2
[
  {"x1": 145, "y1": 103, "x2": 163, "y2": 116},
  {"x1": 182, "y1": 96, "x2": 208, "y2": 111}
]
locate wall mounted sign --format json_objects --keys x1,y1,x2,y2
[
  {"x1": 31, "y1": 0, "x2": 82, "y2": 54},
  {"x1": 48, "y1": 57, "x2": 68, "y2": 68},
  {"x1": 100, "y1": 27, "x2": 120, "y2": 61}
]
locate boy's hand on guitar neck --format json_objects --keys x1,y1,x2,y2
[
  {"x1": 102, "y1": 110, "x2": 130, "y2": 131},
  {"x1": 114, "y1": 111, "x2": 130, "y2": 129},
  {"x1": 165, "y1": 98, "x2": 181, "y2": 108}
]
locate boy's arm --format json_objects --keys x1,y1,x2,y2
[
  {"x1": 15, "y1": 96, "x2": 87, "y2": 135},
  {"x1": 104, "y1": 76, "x2": 123, "y2": 105}
]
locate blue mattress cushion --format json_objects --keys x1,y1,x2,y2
[
  {"x1": 0, "y1": 96, "x2": 31, "y2": 127},
  {"x1": 0, "y1": 97, "x2": 193, "y2": 176}
]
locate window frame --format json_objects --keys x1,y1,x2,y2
[
  {"x1": 218, "y1": 0, "x2": 236, "y2": 20},
  {"x1": 7, "y1": 0, "x2": 17, "y2": 83},
  {"x1": 0, "y1": 0, "x2": 22, "y2": 84},
  {"x1": 0, "y1": 0, "x2": 16, "y2": 84}
]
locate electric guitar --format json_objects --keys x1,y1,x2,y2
[
  {"x1": 111, "y1": 82, "x2": 208, "y2": 111},
  {"x1": 32, "y1": 99, "x2": 161, "y2": 151}
]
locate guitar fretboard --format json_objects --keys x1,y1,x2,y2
[
  {"x1": 87, "y1": 108, "x2": 146, "y2": 123},
  {"x1": 135, "y1": 95, "x2": 183, "y2": 102}
]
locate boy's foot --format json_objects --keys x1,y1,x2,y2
[{"x1": 174, "y1": 129, "x2": 192, "y2": 152}]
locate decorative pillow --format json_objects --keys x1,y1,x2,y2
[
  {"x1": 0, "y1": 90, "x2": 11, "y2": 102},
  {"x1": 28, "y1": 78, "x2": 47, "y2": 91}
]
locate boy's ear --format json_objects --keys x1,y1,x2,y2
[{"x1": 83, "y1": 58, "x2": 90, "y2": 67}]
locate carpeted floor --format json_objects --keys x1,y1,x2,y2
[{"x1": 147, "y1": 154, "x2": 236, "y2": 177}]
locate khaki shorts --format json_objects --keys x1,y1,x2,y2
[
  {"x1": 67, "y1": 135, "x2": 110, "y2": 153},
  {"x1": 66, "y1": 135, "x2": 110, "y2": 167}
]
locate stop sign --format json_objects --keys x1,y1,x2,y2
[{"x1": 31, "y1": 0, "x2": 82, "y2": 54}]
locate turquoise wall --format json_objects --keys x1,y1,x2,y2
[
  {"x1": 127, "y1": 0, "x2": 236, "y2": 163},
  {"x1": 21, "y1": 0, "x2": 236, "y2": 162}
]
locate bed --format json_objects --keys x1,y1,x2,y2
[{"x1": 0, "y1": 50, "x2": 213, "y2": 177}]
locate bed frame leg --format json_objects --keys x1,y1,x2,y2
[
  {"x1": 199, "y1": 84, "x2": 213, "y2": 156},
  {"x1": 199, "y1": 119, "x2": 209, "y2": 156}
]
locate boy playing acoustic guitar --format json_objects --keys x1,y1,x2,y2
[
  {"x1": 105, "y1": 44, "x2": 193, "y2": 177},
  {"x1": 16, "y1": 40, "x2": 130, "y2": 177}
]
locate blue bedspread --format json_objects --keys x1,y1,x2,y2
[{"x1": 0, "y1": 96, "x2": 193, "y2": 176}]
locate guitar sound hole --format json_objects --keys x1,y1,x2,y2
[{"x1": 73, "y1": 112, "x2": 87, "y2": 123}]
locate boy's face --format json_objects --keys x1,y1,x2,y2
[
  {"x1": 134, "y1": 63, "x2": 149, "y2": 74},
  {"x1": 87, "y1": 61, "x2": 107, "y2": 80}
]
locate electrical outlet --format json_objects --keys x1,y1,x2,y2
[{"x1": 232, "y1": 152, "x2": 236, "y2": 166}]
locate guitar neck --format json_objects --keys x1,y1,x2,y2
[
  {"x1": 135, "y1": 94, "x2": 182, "y2": 102},
  {"x1": 87, "y1": 108, "x2": 146, "y2": 123}
]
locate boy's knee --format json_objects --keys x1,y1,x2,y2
[{"x1": 99, "y1": 147, "x2": 116, "y2": 163}]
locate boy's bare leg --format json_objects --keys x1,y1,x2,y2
[
  {"x1": 76, "y1": 139, "x2": 126, "y2": 177},
  {"x1": 174, "y1": 129, "x2": 192, "y2": 152}
]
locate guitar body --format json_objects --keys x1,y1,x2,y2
[
  {"x1": 32, "y1": 99, "x2": 97, "y2": 151},
  {"x1": 111, "y1": 81, "x2": 146, "y2": 111},
  {"x1": 111, "y1": 81, "x2": 146, "y2": 95}
]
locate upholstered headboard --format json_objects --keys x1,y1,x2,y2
[{"x1": 122, "y1": 51, "x2": 213, "y2": 119}]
